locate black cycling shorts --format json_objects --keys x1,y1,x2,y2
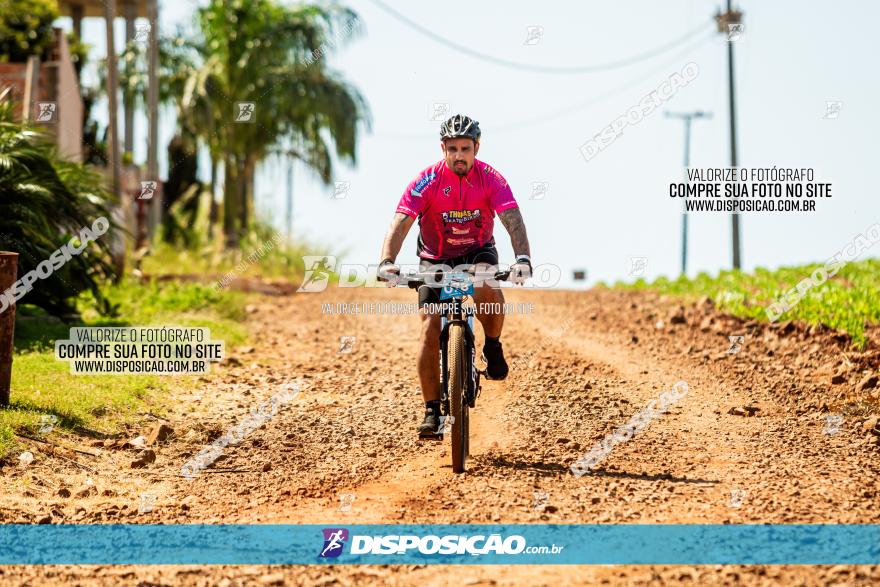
[{"x1": 416, "y1": 241, "x2": 499, "y2": 308}]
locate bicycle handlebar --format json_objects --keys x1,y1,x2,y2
[{"x1": 377, "y1": 265, "x2": 512, "y2": 289}]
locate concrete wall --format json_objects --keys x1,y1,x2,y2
[
  {"x1": 44, "y1": 29, "x2": 84, "y2": 162},
  {"x1": 0, "y1": 28, "x2": 84, "y2": 162},
  {"x1": 40, "y1": 29, "x2": 83, "y2": 162}
]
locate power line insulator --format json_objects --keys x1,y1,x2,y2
[{"x1": 714, "y1": 10, "x2": 744, "y2": 33}]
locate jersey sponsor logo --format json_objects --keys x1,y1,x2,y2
[
  {"x1": 482, "y1": 164, "x2": 507, "y2": 187},
  {"x1": 443, "y1": 186, "x2": 452, "y2": 195},
  {"x1": 447, "y1": 237, "x2": 476, "y2": 246},
  {"x1": 411, "y1": 172, "x2": 437, "y2": 197},
  {"x1": 441, "y1": 209, "x2": 481, "y2": 224},
  {"x1": 451, "y1": 226, "x2": 470, "y2": 235}
]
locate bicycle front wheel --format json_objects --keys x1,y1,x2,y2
[{"x1": 448, "y1": 323, "x2": 468, "y2": 473}]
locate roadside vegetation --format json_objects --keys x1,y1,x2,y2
[
  {"x1": 615, "y1": 258, "x2": 880, "y2": 347},
  {"x1": 0, "y1": 277, "x2": 248, "y2": 459}
]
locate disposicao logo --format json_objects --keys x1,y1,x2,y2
[
  {"x1": 319, "y1": 528, "x2": 349, "y2": 558},
  {"x1": 297, "y1": 256, "x2": 337, "y2": 293},
  {"x1": 351, "y1": 534, "x2": 527, "y2": 555},
  {"x1": 318, "y1": 529, "x2": 537, "y2": 558}
]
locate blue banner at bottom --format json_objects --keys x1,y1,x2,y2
[{"x1": 1, "y1": 524, "x2": 878, "y2": 565}]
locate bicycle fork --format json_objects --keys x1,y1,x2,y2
[
  {"x1": 438, "y1": 309, "x2": 480, "y2": 416},
  {"x1": 439, "y1": 317, "x2": 450, "y2": 417}
]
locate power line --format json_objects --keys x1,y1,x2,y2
[
  {"x1": 665, "y1": 110, "x2": 712, "y2": 275},
  {"x1": 371, "y1": 33, "x2": 713, "y2": 140},
  {"x1": 366, "y1": 0, "x2": 712, "y2": 74},
  {"x1": 492, "y1": 35, "x2": 714, "y2": 133}
]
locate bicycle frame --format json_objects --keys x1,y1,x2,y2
[
  {"x1": 438, "y1": 294, "x2": 479, "y2": 418},
  {"x1": 379, "y1": 265, "x2": 511, "y2": 447}
]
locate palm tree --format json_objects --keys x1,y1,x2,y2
[{"x1": 181, "y1": 0, "x2": 370, "y2": 247}]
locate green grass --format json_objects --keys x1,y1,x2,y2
[
  {"x1": 141, "y1": 229, "x2": 340, "y2": 285},
  {"x1": 613, "y1": 258, "x2": 880, "y2": 348},
  {"x1": 0, "y1": 278, "x2": 248, "y2": 459},
  {"x1": 82, "y1": 278, "x2": 249, "y2": 346}
]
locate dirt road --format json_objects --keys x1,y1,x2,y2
[{"x1": 2, "y1": 285, "x2": 880, "y2": 585}]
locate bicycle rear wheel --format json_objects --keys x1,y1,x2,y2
[{"x1": 448, "y1": 323, "x2": 468, "y2": 473}]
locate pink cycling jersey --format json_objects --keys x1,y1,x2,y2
[{"x1": 395, "y1": 159, "x2": 519, "y2": 260}]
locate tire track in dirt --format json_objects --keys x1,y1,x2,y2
[
  {"x1": 536, "y1": 290, "x2": 880, "y2": 525},
  {"x1": 2, "y1": 285, "x2": 879, "y2": 586},
  {"x1": 253, "y1": 290, "x2": 536, "y2": 524}
]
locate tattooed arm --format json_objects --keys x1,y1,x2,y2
[
  {"x1": 498, "y1": 208, "x2": 531, "y2": 259},
  {"x1": 380, "y1": 212, "x2": 415, "y2": 263}
]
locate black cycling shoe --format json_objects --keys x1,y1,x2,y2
[
  {"x1": 418, "y1": 409, "x2": 442, "y2": 439},
  {"x1": 482, "y1": 339, "x2": 509, "y2": 380}
]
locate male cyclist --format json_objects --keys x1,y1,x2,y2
[{"x1": 378, "y1": 114, "x2": 533, "y2": 439}]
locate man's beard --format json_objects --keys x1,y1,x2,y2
[{"x1": 452, "y1": 161, "x2": 468, "y2": 176}]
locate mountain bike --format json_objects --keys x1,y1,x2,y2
[{"x1": 382, "y1": 265, "x2": 510, "y2": 473}]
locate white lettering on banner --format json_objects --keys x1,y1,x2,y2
[
  {"x1": 349, "y1": 534, "x2": 530, "y2": 556},
  {"x1": 297, "y1": 260, "x2": 564, "y2": 292}
]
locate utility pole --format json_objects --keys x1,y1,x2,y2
[
  {"x1": 146, "y1": 0, "x2": 160, "y2": 241},
  {"x1": 103, "y1": 0, "x2": 120, "y2": 226},
  {"x1": 0, "y1": 252, "x2": 18, "y2": 406},
  {"x1": 665, "y1": 110, "x2": 711, "y2": 275},
  {"x1": 286, "y1": 159, "x2": 294, "y2": 239},
  {"x1": 716, "y1": 1, "x2": 743, "y2": 269}
]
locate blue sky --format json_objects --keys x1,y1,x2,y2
[{"x1": 70, "y1": 0, "x2": 879, "y2": 287}]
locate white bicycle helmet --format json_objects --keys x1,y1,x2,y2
[{"x1": 440, "y1": 114, "x2": 481, "y2": 142}]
